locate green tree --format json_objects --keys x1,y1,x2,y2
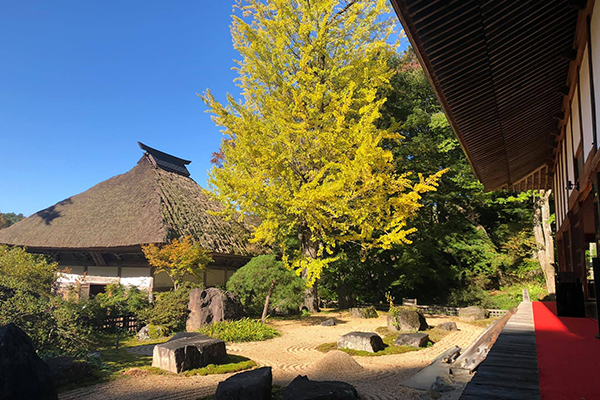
[
  {"x1": 321, "y1": 51, "x2": 544, "y2": 306},
  {"x1": 203, "y1": 0, "x2": 444, "y2": 311},
  {"x1": 0, "y1": 212, "x2": 25, "y2": 229},
  {"x1": 227, "y1": 255, "x2": 304, "y2": 321}
]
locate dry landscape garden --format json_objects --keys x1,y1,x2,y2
[{"x1": 0, "y1": 1, "x2": 557, "y2": 399}]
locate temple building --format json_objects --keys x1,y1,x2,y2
[
  {"x1": 392, "y1": 0, "x2": 599, "y2": 305},
  {"x1": 0, "y1": 142, "x2": 256, "y2": 296}
]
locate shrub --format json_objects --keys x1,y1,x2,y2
[
  {"x1": 198, "y1": 318, "x2": 280, "y2": 342},
  {"x1": 226, "y1": 255, "x2": 304, "y2": 317},
  {"x1": 93, "y1": 283, "x2": 150, "y2": 322},
  {"x1": 139, "y1": 282, "x2": 202, "y2": 333},
  {"x1": 0, "y1": 245, "x2": 97, "y2": 355}
]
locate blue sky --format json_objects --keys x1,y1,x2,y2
[{"x1": 0, "y1": 1, "x2": 404, "y2": 216}]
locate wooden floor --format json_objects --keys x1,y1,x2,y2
[{"x1": 460, "y1": 301, "x2": 541, "y2": 400}]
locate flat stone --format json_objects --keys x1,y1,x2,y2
[
  {"x1": 321, "y1": 318, "x2": 336, "y2": 326},
  {"x1": 0, "y1": 323, "x2": 57, "y2": 400},
  {"x1": 436, "y1": 322, "x2": 458, "y2": 331},
  {"x1": 152, "y1": 333, "x2": 226, "y2": 373},
  {"x1": 337, "y1": 332, "x2": 384, "y2": 353},
  {"x1": 214, "y1": 366, "x2": 272, "y2": 400},
  {"x1": 394, "y1": 332, "x2": 429, "y2": 348},
  {"x1": 387, "y1": 306, "x2": 428, "y2": 332},
  {"x1": 282, "y1": 375, "x2": 358, "y2": 400}
]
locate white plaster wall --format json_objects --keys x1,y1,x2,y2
[
  {"x1": 580, "y1": 47, "x2": 594, "y2": 159},
  {"x1": 206, "y1": 268, "x2": 225, "y2": 287},
  {"x1": 591, "y1": 6, "x2": 600, "y2": 145},
  {"x1": 566, "y1": 114, "x2": 575, "y2": 183}
]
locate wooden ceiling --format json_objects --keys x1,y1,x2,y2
[{"x1": 391, "y1": 0, "x2": 580, "y2": 191}]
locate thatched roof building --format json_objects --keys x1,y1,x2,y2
[{"x1": 0, "y1": 143, "x2": 256, "y2": 293}]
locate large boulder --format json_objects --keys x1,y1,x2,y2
[
  {"x1": 349, "y1": 306, "x2": 378, "y2": 319},
  {"x1": 394, "y1": 332, "x2": 429, "y2": 348},
  {"x1": 387, "y1": 306, "x2": 428, "y2": 332},
  {"x1": 458, "y1": 306, "x2": 488, "y2": 322},
  {"x1": 187, "y1": 288, "x2": 245, "y2": 331},
  {"x1": 214, "y1": 366, "x2": 272, "y2": 400},
  {"x1": 436, "y1": 322, "x2": 458, "y2": 331},
  {"x1": 46, "y1": 356, "x2": 93, "y2": 388},
  {"x1": 152, "y1": 332, "x2": 226, "y2": 373},
  {"x1": 337, "y1": 332, "x2": 384, "y2": 353},
  {"x1": 282, "y1": 375, "x2": 358, "y2": 400},
  {"x1": 0, "y1": 323, "x2": 57, "y2": 400}
]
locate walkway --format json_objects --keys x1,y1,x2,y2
[{"x1": 460, "y1": 301, "x2": 540, "y2": 399}]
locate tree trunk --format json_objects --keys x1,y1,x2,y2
[
  {"x1": 533, "y1": 190, "x2": 556, "y2": 294},
  {"x1": 337, "y1": 282, "x2": 356, "y2": 309},
  {"x1": 261, "y1": 279, "x2": 276, "y2": 323},
  {"x1": 300, "y1": 235, "x2": 320, "y2": 313}
]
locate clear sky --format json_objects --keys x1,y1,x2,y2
[
  {"x1": 1, "y1": 1, "x2": 405, "y2": 217},
  {"x1": 0, "y1": 1, "x2": 243, "y2": 216}
]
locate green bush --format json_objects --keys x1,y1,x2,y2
[
  {"x1": 226, "y1": 255, "x2": 304, "y2": 316},
  {"x1": 93, "y1": 283, "x2": 150, "y2": 322},
  {"x1": 139, "y1": 282, "x2": 202, "y2": 333},
  {"x1": 0, "y1": 245, "x2": 97, "y2": 355},
  {"x1": 198, "y1": 318, "x2": 280, "y2": 342}
]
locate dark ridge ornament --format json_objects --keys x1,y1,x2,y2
[{"x1": 138, "y1": 141, "x2": 192, "y2": 177}]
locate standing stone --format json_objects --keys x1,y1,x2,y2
[
  {"x1": 387, "y1": 306, "x2": 428, "y2": 332},
  {"x1": 394, "y1": 332, "x2": 429, "y2": 348},
  {"x1": 458, "y1": 306, "x2": 487, "y2": 322},
  {"x1": 282, "y1": 375, "x2": 358, "y2": 400},
  {"x1": 349, "y1": 306, "x2": 378, "y2": 319},
  {"x1": 186, "y1": 288, "x2": 245, "y2": 331},
  {"x1": 214, "y1": 367, "x2": 272, "y2": 400},
  {"x1": 337, "y1": 332, "x2": 384, "y2": 353},
  {"x1": 137, "y1": 325, "x2": 150, "y2": 340},
  {"x1": 0, "y1": 323, "x2": 57, "y2": 400},
  {"x1": 436, "y1": 322, "x2": 458, "y2": 331},
  {"x1": 152, "y1": 332, "x2": 226, "y2": 373}
]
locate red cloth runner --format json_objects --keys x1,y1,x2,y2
[{"x1": 533, "y1": 301, "x2": 600, "y2": 399}]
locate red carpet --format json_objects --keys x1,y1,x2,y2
[{"x1": 533, "y1": 302, "x2": 600, "y2": 399}]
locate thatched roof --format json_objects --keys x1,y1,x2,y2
[{"x1": 0, "y1": 151, "x2": 255, "y2": 255}]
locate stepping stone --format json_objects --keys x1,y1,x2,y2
[{"x1": 337, "y1": 331, "x2": 384, "y2": 353}]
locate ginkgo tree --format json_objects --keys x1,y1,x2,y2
[{"x1": 202, "y1": 0, "x2": 445, "y2": 311}]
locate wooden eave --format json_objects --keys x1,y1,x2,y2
[{"x1": 390, "y1": 0, "x2": 581, "y2": 191}]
